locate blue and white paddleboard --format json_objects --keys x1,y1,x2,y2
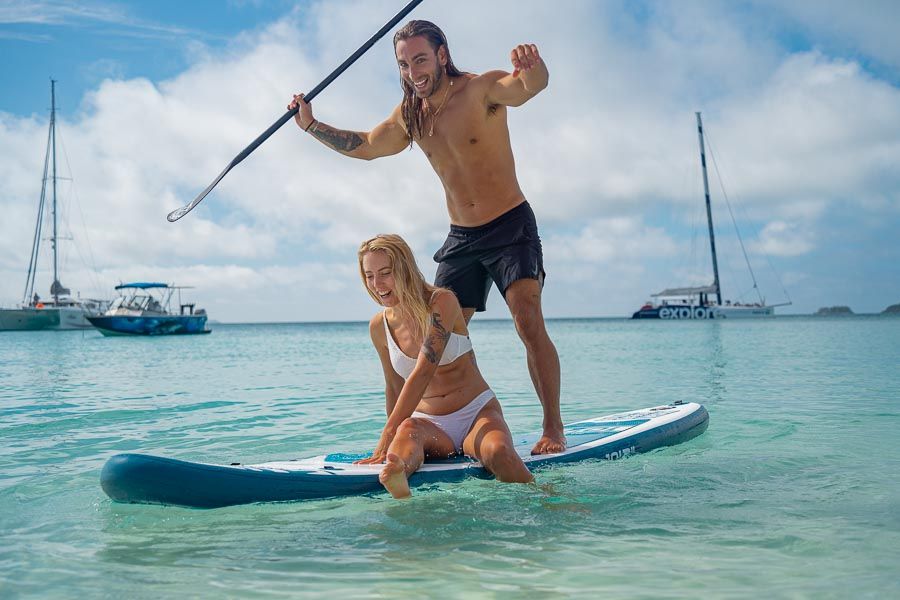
[{"x1": 101, "y1": 401, "x2": 708, "y2": 508}]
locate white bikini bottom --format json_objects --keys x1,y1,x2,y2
[{"x1": 411, "y1": 389, "x2": 495, "y2": 451}]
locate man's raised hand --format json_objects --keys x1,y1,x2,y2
[{"x1": 510, "y1": 43, "x2": 541, "y2": 78}]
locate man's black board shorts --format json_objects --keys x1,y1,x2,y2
[{"x1": 433, "y1": 201, "x2": 545, "y2": 312}]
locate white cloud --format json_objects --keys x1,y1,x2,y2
[
  {"x1": 1, "y1": 0, "x2": 899, "y2": 318},
  {"x1": 712, "y1": 52, "x2": 900, "y2": 210},
  {"x1": 0, "y1": 1, "x2": 125, "y2": 25},
  {"x1": 0, "y1": 0, "x2": 205, "y2": 38},
  {"x1": 750, "y1": 220, "x2": 814, "y2": 257},
  {"x1": 547, "y1": 217, "x2": 677, "y2": 267}
]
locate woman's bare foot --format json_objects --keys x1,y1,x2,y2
[{"x1": 379, "y1": 453, "x2": 411, "y2": 499}]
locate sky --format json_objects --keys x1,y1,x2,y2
[{"x1": 1, "y1": 0, "x2": 898, "y2": 323}]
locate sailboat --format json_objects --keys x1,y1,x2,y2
[
  {"x1": 0, "y1": 81, "x2": 106, "y2": 331},
  {"x1": 632, "y1": 112, "x2": 791, "y2": 320}
]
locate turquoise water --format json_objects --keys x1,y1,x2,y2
[{"x1": 1, "y1": 317, "x2": 898, "y2": 598}]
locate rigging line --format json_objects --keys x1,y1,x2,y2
[
  {"x1": 702, "y1": 129, "x2": 764, "y2": 304},
  {"x1": 704, "y1": 130, "x2": 791, "y2": 305},
  {"x1": 715, "y1": 225, "x2": 746, "y2": 301},
  {"x1": 686, "y1": 158, "x2": 700, "y2": 283},
  {"x1": 689, "y1": 208, "x2": 698, "y2": 282},
  {"x1": 56, "y1": 125, "x2": 105, "y2": 298},
  {"x1": 24, "y1": 123, "x2": 53, "y2": 304},
  {"x1": 678, "y1": 150, "x2": 702, "y2": 286},
  {"x1": 689, "y1": 164, "x2": 708, "y2": 286},
  {"x1": 763, "y1": 252, "x2": 793, "y2": 304}
]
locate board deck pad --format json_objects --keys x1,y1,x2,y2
[
  {"x1": 101, "y1": 402, "x2": 709, "y2": 508},
  {"x1": 323, "y1": 418, "x2": 651, "y2": 465},
  {"x1": 516, "y1": 418, "x2": 651, "y2": 451}
]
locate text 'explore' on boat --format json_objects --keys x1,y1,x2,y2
[
  {"x1": 632, "y1": 112, "x2": 791, "y2": 320},
  {"x1": 0, "y1": 80, "x2": 107, "y2": 331},
  {"x1": 87, "y1": 283, "x2": 211, "y2": 336}
]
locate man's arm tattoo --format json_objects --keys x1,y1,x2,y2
[
  {"x1": 311, "y1": 123, "x2": 364, "y2": 152},
  {"x1": 422, "y1": 312, "x2": 451, "y2": 364}
]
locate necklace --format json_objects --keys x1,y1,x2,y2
[{"x1": 425, "y1": 79, "x2": 453, "y2": 137}]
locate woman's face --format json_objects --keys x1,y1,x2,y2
[{"x1": 362, "y1": 250, "x2": 399, "y2": 307}]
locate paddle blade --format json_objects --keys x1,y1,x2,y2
[
  {"x1": 167, "y1": 165, "x2": 231, "y2": 222},
  {"x1": 167, "y1": 204, "x2": 193, "y2": 223}
]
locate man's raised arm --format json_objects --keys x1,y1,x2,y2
[
  {"x1": 288, "y1": 94, "x2": 409, "y2": 161},
  {"x1": 486, "y1": 43, "x2": 549, "y2": 107}
]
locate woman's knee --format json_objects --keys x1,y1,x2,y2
[
  {"x1": 480, "y1": 437, "x2": 520, "y2": 470},
  {"x1": 396, "y1": 417, "x2": 424, "y2": 440},
  {"x1": 485, "y1": 451, "x2": 531, "y2": 483}
]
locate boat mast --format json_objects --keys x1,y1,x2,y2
[
  {"x1": 696, "y1": 112, "x2": 722, "y2": 306},
  {"x1": 23, "y1": 91, "x2": 53, "y2": 306},
  {"x1": 50, "y1": 79, "x2": 61, "y2": 304}
]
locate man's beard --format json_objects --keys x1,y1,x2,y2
[
  {"x1": 410, "y1": 64, "x2": 443, "y2": 99},
  {"x1": 427, "y1": 65, "x2": 443, "y2": 98}
]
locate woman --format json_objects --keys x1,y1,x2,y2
[{"x1": 357, "y1": 234, "x2": 533, "y2": 498}]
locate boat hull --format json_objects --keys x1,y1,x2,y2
[
  {"x1": 632, "y1": 305, "x2": 774, "y2": 319},
  {"x1": 0, "y1": 306, "x2": 95, "y2": 331},
  {"x1": 714, "y1": 306, "x2": 774, "y2": 318},
  {"x1": 88, "y1": 315, "x2": 210, "y2": 336}
]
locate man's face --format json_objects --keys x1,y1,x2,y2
[{"x1": 395, "y1": 35, "x2": 446, "y2": 99}]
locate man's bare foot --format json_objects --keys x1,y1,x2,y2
[
  {"x1": 379, "y1": 453, "x2": 411, "y2": 499},
  {"x1": 531, "y1": 429, "x2": 566, "y2": 455}
]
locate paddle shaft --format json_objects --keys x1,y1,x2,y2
[{"x1": 167, "y1": 0, "x2": 424, "y2": 222}]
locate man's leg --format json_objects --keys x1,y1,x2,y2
[{"x1": 504, "y1": 278, "x2": 565, "y2": 454}]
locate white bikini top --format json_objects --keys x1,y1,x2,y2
[{"x1": 383, "y1": 311, "x2": 473, "y2": 380}]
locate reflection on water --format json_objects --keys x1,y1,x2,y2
[{"x1": 703, "y1": 321, "x2": 727, "y2": 405}]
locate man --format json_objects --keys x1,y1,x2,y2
[{"x1": 289, "y1": 20, "x2": 564, "y2": 454}]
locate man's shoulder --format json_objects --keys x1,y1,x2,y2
[
  {"x1": 387, "y1": 103, "x2": 405, "y2": 125},
  {"x1": 460, "y1": 70, "x2": 511, "y2": 99}
]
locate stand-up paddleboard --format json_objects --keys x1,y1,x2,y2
[{"x1": 101, "y1": 401, "x2": 708, "y2": 509}]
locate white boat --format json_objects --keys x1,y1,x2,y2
[
  {"x1": 88, "y1": 283, "x2": 210, "y2": 336},
  {"x1": 0, "y1": 81, "x2": 106, "y2": 331},
  {"x1": 632, "y1": 113, "x2": 790, "y2": 320}
]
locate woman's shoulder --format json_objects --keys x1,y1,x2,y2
[
  {"x1": 368, "y1": 311, "x2": 387, "y2": 338},
  {"x1": 429, "y1": 288, "x2": 460, "y2": 311},
  {"x1": 429, "y1": 289, "x2": 465, "y2": 332}
]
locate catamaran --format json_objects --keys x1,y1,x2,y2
[
  {"x1": 632, "y1": 113, "x2": 791, "y2": 320},
  {"x1": 0, "y1": 81, "x2": 106, "y2": 331}
]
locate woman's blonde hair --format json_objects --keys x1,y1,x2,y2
[{"x1": 358, "y1": 234, "x2": 440, "y2": 340}]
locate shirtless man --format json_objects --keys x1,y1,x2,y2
[{"x1": 288, "y1": 20, "x2": 564, "y2": 454}]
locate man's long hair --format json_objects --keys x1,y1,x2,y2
[
  {"x1": 358, "y1": 234, "x2": 441, "y2": 341},
  {"x1": 393, "y1": 20, "x2": 463, "y2": 146}
]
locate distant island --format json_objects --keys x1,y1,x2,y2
[
  {"x1": 882, "y1": 303, "x2": 900, "y2": 315},
  {"x1": 816, "y1": 306, "x2": 853, "y2": 316}
]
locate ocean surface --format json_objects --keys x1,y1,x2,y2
[{"x1": 1, "y1": 316, "x2": 898, "y2": 598}]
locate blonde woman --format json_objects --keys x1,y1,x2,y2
[{"x1": 357, "y1": 234, "x2": 533, "y2": 498}]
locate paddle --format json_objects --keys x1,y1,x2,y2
[{"x1": 167, "y1": 0, "x2": 425, "y2": 222}]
